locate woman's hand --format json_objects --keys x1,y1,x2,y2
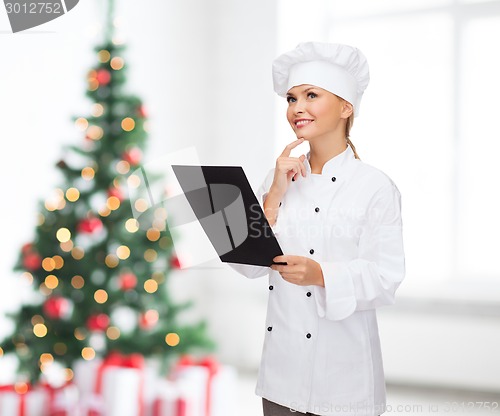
[
  {"x1": 270, "y1": 138, "x2": 307, "y2": 198},
  {"x1": 263, "y1": 138, "x2": 307, "y2": 226},
  {"x1": 270, "y1": 255, "x2": 325, "y2": 287}
]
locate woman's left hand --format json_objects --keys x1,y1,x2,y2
[{"x1": 270, "y1": 255, "x2": 325, "y2": 287}]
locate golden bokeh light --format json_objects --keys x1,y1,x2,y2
[
  {"x1": 87, "y1": 125, "x2": 104, "y2": 141},
  {"x1": 98, "y1": 205, "x2": 112, "y2": 217},
  {"x1": 39, "y1": 353, "x2": 54, "y2": 365},
  {"x1": 134, "y1": 198, "x2": 149, "y2": 213},
  {"x1": 53, "y1": 255, "x2": 64, "y2": 269},
  {"x1": 94, "y1": 289, "x2": 108, "y2": 304},
  {"x1": 14, "y1": 382, "x2": 29, "y2": 395},
  {"x1": 81, "y1": 166, "x2": 95, "y2": 180},
  {"x1": 0, "y1": 347, "x2": 3, "y2": 357},
  {"x1": 33, "y1": 323, "x2": 48, "y2": 338},
  {"x1": 42, "y1": 257, "x2": 56, "y2": 272},
  {"x1": 97, "y1": 49, "x2": 111, "y2": 63},
  {"x1": 165, "y1": 333, "x2": 180, "y2": 347},
  {"x1": 105, "y1": 254, "x2": 119, "y2": 268},
  {"x1": 75, "y1": 117, "x2": 89, "y2": 131},
  {"x1": 60, "y1": 240, "x2": 74, "y2": 252},
  {"x1": 66, "y1": 187, "x2": 80, "y2": 202},
  {"x1": 74, "y1": 328, "x2": 86, "y2": 341},
  {"x1": 110, "y1": 56, "x2": 124, "y2": 70},
  {"x1": 116, "y1": 160, "x2": 130, "y2": 174},
  {"x1": 125, "y1": 218, "x2": 139, "y2": 233},
  {"x1": 39, "y1": 283, "x2": 52, "y2": 296},
  {"x1": 146, "y1": 228, "x2": 160, "y2": 242},
  {"x1": 44, "y1": 275, "x2": 59, "y2": 290},
  {"x1": 121, "y1": 117, "x2": 135, "y2": 132},
  {"x1": 65, "y1": 368, "x2": 74, "y2": 381},
  {"x1": 71, "y1": 247, "x2": 85, "y2": 260},
  {"x1": 152, "y1": 272, "x2": 165, "y2": 284},
  {"x1": 144, "y1": 249, "x2": 158, "y2": 263},
  {"x1": 54, "y1": 342, "x2": 67, "y2": 355},
  {"x1": 106, "y1": 326, "x2": 121, "y2": 340},
  {"x1": 31, "y1": 315, "x2": 44, "y2": 325},
  {"x1": 37, "y1": 213, "x2": 45, "y2": 226},
  {"x1": 106, "y1": 196, "x2": 121, "y2": 210},
  {"x1": 71, "y1": 275, "x2": 85, "y2": 289},
  {"x1": 81, "y1": 347, "x2": 96, "y2": 361},
  {"x1": 91, "y1": 103, "x2": 105, "y2": 117},
  {"x1": 21, "y1": 272, "x2": 34, "y2": 284},
  {"x1": 116, "y1": 245, "x2": 130, "y2": 260},
  {"x1": 56, "y1": 228, "x2": 71, "y2": 243},
  {"x1": 127, "y1": 174, "x2": 141, "y2": 188},
  {"x1": 88, "y1": 79, "x2": 98, "y2": 91},
  {"x1": 144, "y1": 279, "x2": 158, "y2": 294}
]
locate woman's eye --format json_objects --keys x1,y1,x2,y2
[
  {"x1": 307, "y1": 92, "x2": 317, "y2": 99},
  {"x1": 286, "y1": 96, "x2": 296, "y2": 103}
]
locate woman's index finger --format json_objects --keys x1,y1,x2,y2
[{"x1": 280, "y1": 138, "x2": 304, "y2": 157}]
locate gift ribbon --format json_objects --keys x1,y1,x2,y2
[
  {"x1": 0, "y1": 383, "x2": 32, "y2": 416},
  {"x1": 40, "y1": 381, "x2": 75, "y2": 416},
  {"x1": 89, "y1": 351, "x2": 145, "y2": 416},
  {"x1": 152, "y1": 396, "x2": 187, "y2": 416},
  {"x1": 175, "y1": 356, "x2": 219, "y2": 416}
]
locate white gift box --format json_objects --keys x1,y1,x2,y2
[
  {"x1": 0, "y1": 388, "x2": 47, "y2": 416},
  {"x1": 74, "y1": 356, "x2": 146, "y2": 416},
  {"x1": 166, "y1": 363, "x2": 237, "y2": 416}
]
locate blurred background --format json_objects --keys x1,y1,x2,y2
[{"x1": 1, "y1": 0, "x2": 499, "y2": 414}]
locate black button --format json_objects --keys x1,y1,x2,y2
[
  {"x1": 331, "y1": 177, "x2": 337, "y2": 182},
  {"x1": 314, "y1": 207, "x2": 320, "y2": 213},
  {"x1": 306, "y1": 292, "x2": 312, "y2": 297},
  {"x1": 309, "y1": 249, "x2": 314, "y2": 255},
  {"x1": 267, "y1": 326, "x2": 273, "y2": 332},
  {"x1": 306, "y1": 333, "x2": 312, "y2": 339},
  {"x1": 269, "y1": 285, "x2": 274, "y2": 290}
]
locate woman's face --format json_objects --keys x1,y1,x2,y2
[{"x1": 286, "y1": 84, "x2": 352, "y2": 141}]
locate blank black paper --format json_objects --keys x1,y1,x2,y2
[{"x1": 171, "y1": 165, "x2": 284, "y2": 267}]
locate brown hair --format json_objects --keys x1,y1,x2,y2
[{"x1": 345, "y1": 113, "x2": 360, "y2": 160}]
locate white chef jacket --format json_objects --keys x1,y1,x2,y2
[{"x1": 228, "y1": 144, "x2": 405, "y2": 416}]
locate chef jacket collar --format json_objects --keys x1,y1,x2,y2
[{"x1": 303, "y1": 144, "x2": 354, "y2": 176}]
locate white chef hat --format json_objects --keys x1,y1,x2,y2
[{"x1": 272, "y1": 42, "x2": 370, "y2": 117}]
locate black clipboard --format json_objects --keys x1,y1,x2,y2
[{"x1": 171, "y1": 165, "x2": 286, "y2": 267}]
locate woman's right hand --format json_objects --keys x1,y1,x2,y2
[
  {"x1": 270, "y1": 138, "x2": 307, "y2": 198},
  {"x1": 263, "y1": 138, "x2": 307, "y2": 227}
]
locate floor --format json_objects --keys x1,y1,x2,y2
[{"x1": 236, "y1": 372, "x2": 500, "y2": 415}]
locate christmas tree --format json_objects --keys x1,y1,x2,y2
[{"x1": 0, "y1": 0, "x2": 213, "y2": 384}]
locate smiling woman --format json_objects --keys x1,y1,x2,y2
[{"x1": 228, "y1": 42, "x2": 405, "y2": 416}]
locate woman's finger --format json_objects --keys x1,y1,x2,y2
[{"x1": 280, "y1": 138, "x2": 304, "y2": 158}]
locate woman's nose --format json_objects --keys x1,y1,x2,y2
[{"x1": 294, "y1": 99, "x2": 305, "y2": 114}]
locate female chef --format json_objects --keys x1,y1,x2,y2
[{"x1": 229, "y1": 42, "x2": 405, "y2": 416}]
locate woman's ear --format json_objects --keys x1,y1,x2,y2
[{"x1": 341, "y1": 101, "x2": 354, "y2": 119}]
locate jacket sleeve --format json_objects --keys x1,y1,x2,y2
[
  {"x1": 313, "y1": 182, "x2": 405, "y2": 321},
  {"x1": 226, "y1": 168, "x2": 277, "y2": 279}
]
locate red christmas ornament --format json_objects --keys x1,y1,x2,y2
[
  {"x1": 137, "y1": 105, "x2": 147, "y2": 118},
  {"x1": 43, "y1": 296, "x2": 71, "y2": 320},
  {"x1": 77, "y1": 217, "x2": 103, "y2": 234},
  {"x1": 122, "y1": 148, "x2": 142, "y2": 166},
  {"x1": 139, "y1": 310, "x2": 159, "y2": 330},
  {"x1": 118, "y1": 272, "x2": 137, "y2": 291},
  {"x1": 22, "y1": 242, "x2": 34, "y2": 254},
  {"x1": 23, "y1": 252, "x2": 42, "y2": 271},
  {"x1": 86, "y1": 314, "x2": 110, "y2": 332},
  {"x1": 96, "y1": 69, "x2": 111, "y2": 86},
  {"x1": 170, "y1": 255, "x2": 182, "y2": 269},
  {"x1": 108, "y1": 186, "x2": 124, "y2": 201}
]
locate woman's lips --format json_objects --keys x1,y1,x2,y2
[{"x1": 295, "y1": 119, "x2": 313, "y2": 128}]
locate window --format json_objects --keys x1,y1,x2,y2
[{"x1": 276, "y1": 0, "x2": 500, "y2": 297}]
